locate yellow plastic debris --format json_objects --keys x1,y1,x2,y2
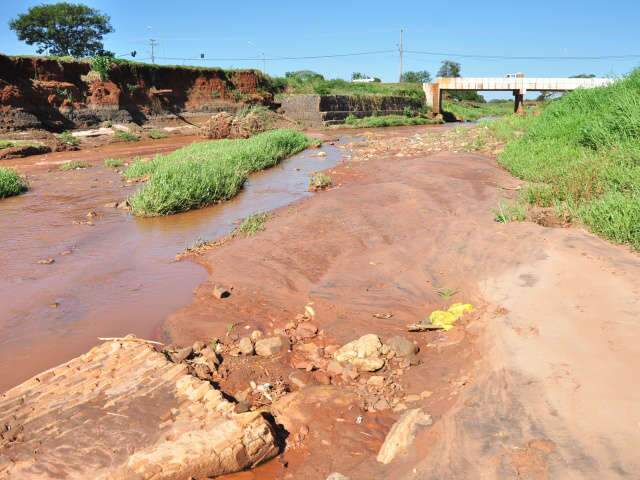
[{"x1": 428, "y1": 303, "x2": 474, "y2": 331}]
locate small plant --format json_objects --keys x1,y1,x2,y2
[
  {"x1": 309, "y1": 172, "x2": 332, "y2": 191},
  {"x1": 104, "y1": 158, "x2": 124, "y2": 168},
  {"x1": 58, "y1": 131, "x2": 80, "y2": 146},
  {"x1": 211, "y1": 89, "x2": 221, "y2": 99},
  {"x1": 115, "y1": 130, "x2": 139, "y2": 142},
  {"x1": 210, "y1": 337, "x2": 219, "y2": 351},
  {"x1": 494, "y1": 200, "x2": 527, "y2": 223},
  {"x1": 436, "y1": 287, "x2": 459, "y2": 299},
  {"x1": 0, "y1": 167, "x2": 28, "y2": 198},
  {"x1": 90, "y1": 55, "x2": 112, "y2": 81},
  {"x1": 0, "y1": 140, "x2": 17, "y2": 149},
  {"x1": 148, "y1": 129, "x2": 167, "y2": 140},
  {"x1": 234, "y1": 212, "x2": 268, "y2": 237},
  {"x1": 60, "y1": 160, "x2": 89, "y2": 171},
  {"x1": 226, "y1": 323, "x2": 235, "y2": 336},
  {"x1": 126, "y1": 83, "x2": 140, "y2": 93}
]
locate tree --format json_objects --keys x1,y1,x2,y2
[
  {"x1": 401, "y1": 70, "x2": 431, "y2": 83},
  {"x1": 9, "y1": 2, "x2": 113, "y2": 57},
  {"x1": 437, "y1": 60, "x2": 461, "y2": 78},
  {"x1": 351, "y1": 72, "x2": 365, "y2": 80},
  {"x1": 571, "y1": 73, "x2": 596, "y2": 78}
]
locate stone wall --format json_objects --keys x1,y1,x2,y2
[{"x1": 280, "y1": 94, "x2": 423, "y2": 127}]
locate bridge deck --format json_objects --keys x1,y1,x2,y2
[{"x1": 434, "y1": 77, "x2": 613, "y2": 92}]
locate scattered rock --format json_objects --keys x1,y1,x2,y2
[
  {"x1": 238, "y1": 337, "x2": 255, "y2": 355},
  {"x1": 385, "y1": 336, "x2": 419, "y2": 358},
  {"x1": 376, "y1": 408, "x2": 432, "y2": 464},
  {"x1": 326, "y1": 473, "x2": 350, "y2": 480},
  {"x1": 367, "y1": 375, "x2": 385, "y2": 388},
  {"x1": 255, "y1": 336, "x2": 285, "y2": 357},
  {"x1": 334, "y1": 334, "x2": 385, "y2": 371},
  {"x1": 212, "y1": 285, "x2": 231, "y2": 299},
  {"x1": 294, "y1": 322, "x2": 318, "y2": 339},
  {"x1": 168, "y1": 346, "x2": 193, "y2": 363}
]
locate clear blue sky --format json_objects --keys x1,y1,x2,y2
[{"x1": 2, "y1": 0, "x2": 639, "y2": 82}]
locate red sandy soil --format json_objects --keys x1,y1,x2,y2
[
  {"x1": 166, "y1": 126, "x2": 640, "y2": 479},
  {"x1": 2, "y1": 125, "x2": 639, "y2": 478}
]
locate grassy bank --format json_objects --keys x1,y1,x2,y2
[
  {"x1": 344, "y1": 114, "x2": 439, "y2": 128},
  {"x1": 488, "y1": 70, "x2": 640, "y2": 249},
  {"x1": 126, "y1": 129, "x2": 313, "y2": 216},
  {"x1": 0, "y1": 167, "x2": 28, "y2": 198}
]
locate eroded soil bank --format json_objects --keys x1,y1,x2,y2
[{"x1": 165, "y1": 127, "x2": 640, "y2": 479}]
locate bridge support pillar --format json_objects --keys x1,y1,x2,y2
[
  {"x1": 424, "y1": 83, "x2": 442, "y2": 115},
  {"x1": 513, "y1": 89, "x2": 525, "y2": 114}
]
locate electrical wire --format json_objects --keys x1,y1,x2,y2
[{"x1": 405, "y1": 50, "x2": 640, "y2": 61}]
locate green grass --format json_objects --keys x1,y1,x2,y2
[
  {"x1": 0, "y1": 140, "x2": 17, "y2": 149},
  {"x1": 0, "y1": 167, "x2": 28, "y2": 198},
  {"x1": 281, "y1": 78, "x2": 425, "y2": 102},
  {"x1": 104, "y1": 158, "x2": 124, "y2": 168},
  {"x1": 491, "y1": 69, "x2": 640, "y2": 249},
  {"x1": 115, "y1": 130, "x2": 140, "y2": 142},
  {"x1": 493, "y1": 200, "x2": 527, "y2": 223},
  {"x1": 234, "y1": 212, "x2": 268, "y2": 237},
  {"x1": 127, "y1": 129, "x2": 312, "y2": 216},
  {"x1": 58, "y1": 131, "x2": 80, "y2": 146},
  {"x1": 344, "y1": 114, "x2": 437, "y2": 128},
  {"x1": 444, "y1": 100, "x2": 518, "y2": 122},
  {"x1": 60, "y1": 160, "x2": 89, "y2": 171},
  {"x1": 148, "y1": 129, "x2": 168, "y2": 140}
]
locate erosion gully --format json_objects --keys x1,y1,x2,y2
[{"x1": 0, "y1": 134, "x2": 358, "y2": 392}]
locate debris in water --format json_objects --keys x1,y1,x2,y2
[{"x1": 213, "y1": 285, "x2": 231, "y2": 299}]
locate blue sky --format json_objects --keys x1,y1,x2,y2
[{"x1": 2, "y1": 0, "x2": 639, "y2": 83}]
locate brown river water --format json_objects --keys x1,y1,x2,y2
[{"x1": 0, "y1": 136, "x2": 354, "y2": 391}]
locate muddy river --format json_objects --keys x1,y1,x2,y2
[{"x1": 0, "y1": 136, "x2": 356, "y2": 391}]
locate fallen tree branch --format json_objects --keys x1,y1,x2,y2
[{"x1": 406, "y1": 323, "x2": 443, "y2": 332}]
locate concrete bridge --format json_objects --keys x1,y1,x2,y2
[{"x1": 423, "y1": 75, "x2": 614, "y2": 114}]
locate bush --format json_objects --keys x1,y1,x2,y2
[
  {"x1": 127, "y1": 129, "x2": 312, "y2": 216},
  {"x1": 148, "y1": 129, "x2": 167, "y2": 140},
  {"x1": 59, "y1": 130, "x2": 80, "y2": 146},
  {"x1": 115, "y1": 130, "x2": 139, "y2": 142},
  {"x1": 0, "y1": 167, "x2": 28, "y2": 198},
  {"x1": 104, "y1": 158, "x2": 124, "y2": 168},
  {"x1": 90, "y1": 55, "x2": 113, "y2": 81}
]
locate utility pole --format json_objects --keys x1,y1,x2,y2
[
  {"x1": 150, "y1": 39, "x2": 158, "y2": 64},
  {"x1": 398, "y1": 29, "x2": 404, "y2": 82},
  {"x1": 262, "y1": 53, "x2": 266, "y2": 74}
]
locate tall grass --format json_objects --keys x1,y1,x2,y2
[
  {"x1": 127, "y1": 129, "x2": 312, "y2": 216},
  {"x1": 0, "y1": 167, "x2": 28, "y2": 198},
  {"x1": 344, "y1": 114, "x2": 437, "y2": 128},
  {"x1": 495, "y1": 69, "x2": 640, "y2": 249}
]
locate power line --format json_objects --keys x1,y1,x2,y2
[
  {"x1": 405, "y1": 50, "x2": 640, "y2": 61},
  {"x1": 154, "y1": 49, "x2": 396, "y2": 62}
]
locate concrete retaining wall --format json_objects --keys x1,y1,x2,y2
[{"x1": 280, "y1": 94, "x2": 423, "y2": 127}]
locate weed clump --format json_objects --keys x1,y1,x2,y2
[
  {"x1": 128, "y1": 129, "x2": 312, "y2": 216},
  {"x1": 114, "y1": 130, "x2": 139, "y2": 142},
  {"x1": 148, "y1": 129, "x2": 168, "y2": 140},
  {"x1": 234, "y1": 212, "x2": 268, "y2": 237},
  {"x1": 0, "y1": 167, "x2": 28, "y2": 198},
  {"x1": 60, "y1": 160, "x2": 89, "y2": 171},
  {"x1": 309, "y1": 172, "x2": 332, "y2": 191},
  {"x1": 58, "y1": 131, "x2": 80, "y2": 146},
  {"x1": 104, "y1": 158, "x2": 124, "y2": 168}
]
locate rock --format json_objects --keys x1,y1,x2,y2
[
  {"x1": 313, "y1": 371, "x2": 331, "y2": 385},
  {"x1": 37, "y1": 258, "x2": 55, "y2": 265},
  {"x1": 212, "y1": 285, "x2": 231, "y2": 299},
  {"x1": 169, "y1": 346, "x2": 193, "y2": 363},
  {"x1": 326, "y1": 473, "x2": 350, "y2": 480},
  {"x1": 192, "y1": 363, "x2": 213, "y2": 380},
  {"x1": 376, "y1": 408, "x2": 432, "y2": 464},
  {"x1": 250, "y1": 330, "x2": 263, "y2": 342},
  {"x1": 238, "y1": 337, "x2": 255, "y2": 355},
  {"x1": 334, "y1": 334, "x2": 382, "y2": 363},
  {"x1": 192, "y1": 340, "x2": 206, "y2": 352},
  {"x1": 327, "y1": 360, "x2": 344, "y2": 376},
  {"x1": 385, "y1": 336, "x2": 419, "y2": 358},
  {"x1": 374, "y1": 398, "x2": 390, "y2": 411},
  {"x1": 420, "y1": 390, "x2": 433, "y2": 399},
  {"x1": 255, "y1": 336, "x2": 285, "y2": 357},
  {"x1": 351, "y1": 357, "x2": 385, "y2": 372},
  {"x1": 289, "y1": 371, "x2": 309, "y2": 389},
  {"x1": 367, "y1": 376, "x2": 385, "y2": 388},
  {"x1": 404, "y1": 394, "x2": 421, "y2": 403},
  {"x1": 234, "y1": 400, "x2": 251, "y2": 413},
  {"x1": 200, "y1": 347, "x2": 221, "y2": 367},
  {"x1": 104, "y1": 202, "x2": 118, "y2": 208},
  {"x1": 295, "y1": 323, "x2": 318, "y2": 339}
]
